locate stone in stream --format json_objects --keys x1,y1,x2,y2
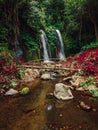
[
  {"x1": 41, "y1": 73, "x2": 51, "y2": 80},
  {"x1": 22, "y1": 68, "x2": 40, "y2": 82},
  {"x1": 5, "y1": 89, "x2": 19, "y2": 96},
  {"x1": 79, "y1": 101, "x2": 92, "y2": 111},
  {"x1": 54, "y1": 83, "x2": 74, "y2": 100}
]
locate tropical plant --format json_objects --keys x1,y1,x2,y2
[
  {"x1": 20, "y1": 32, "x2": 38, "y2": 51},
  {"x1": 81, "y1": 40, "x2": 98, "y2": 51},
  {"x1": 21, "y1": 0, "x2": 45, "y2": 31},
  {"x1": 79, "y1": 76, "x2": 94, "y2": 87}
]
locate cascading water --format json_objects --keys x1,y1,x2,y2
[
  {"x1": 55, "y1": 29, "x2": 65, "y2": 60},
  {"x1": 40, "y1": 30, "x2": 51, "y2": 63},
  {"x1": 14, "y1": 37, "x2": 23, "y2": 62}
]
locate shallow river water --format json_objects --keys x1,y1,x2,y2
[{"x1": 0, "y1": 78, "x2": 98, "y2": 130}]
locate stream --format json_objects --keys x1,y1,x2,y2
[{"x1": 0, "y1": 78, "x2": 98, "y2": 130}]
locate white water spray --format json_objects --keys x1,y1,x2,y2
[
  {"x1": 40, "y1": 30, "x2": 51, "y2": 63},
  {"x1": 55, "y1": 29, "x2": 65, "y2": 60}
]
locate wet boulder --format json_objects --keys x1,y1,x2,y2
[
  {"x1": 41, "y1": 73, "x2": 51, "y2": 80},
  {"x1": 20, "y1": 87, "x2": 30, "y2": 95},
  {"x1": 22, "y1": 68, "x2": 40, "y2": 82},
  {"x1": 54, "y1": 83, "x2": 74, "y2": 100}
]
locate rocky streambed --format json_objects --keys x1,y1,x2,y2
[{"x1": 0, "y1": 77, "x2": 98, "y2": 130}]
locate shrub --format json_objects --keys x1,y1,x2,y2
[{"x1": 81, "y1": 40, "x2": 98, "y2": 51}]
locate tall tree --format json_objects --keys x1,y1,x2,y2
[
  {"x1": 85, "y1": 0, "x2": 98, "y2": 40},
  {"x1": 0, "y1": 0, "x2": 26, "y2": 47},
  {"x1": 65, "y1": 0, "x2": 86, "y2": 40}
]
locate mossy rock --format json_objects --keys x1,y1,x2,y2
[{"x1": 20, "y1": 87, "x2": 30, "y2": 95}]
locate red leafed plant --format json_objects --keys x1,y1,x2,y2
[
  {"x1": 62, "y1": 48, "x2": 98, "y2": 75},
  {"x1": 0, "y1": 52, "x2": 26, "y2": 86}
]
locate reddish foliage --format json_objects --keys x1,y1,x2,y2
[
  {"x1": 0, "y1": 52, "x2": 26, "y2": 85},
  {"x1": 62, "y1": 48, "x2": 98, "y2": 75}
]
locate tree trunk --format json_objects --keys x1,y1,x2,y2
[
  {"x1": 3, "y1": 0, "x2": 24, "y2": 62},
  {"x1": 79, "y1": 14, "x2": 83, "y2": 43},
  {"x1": 4, "y1": 0, "x2": 20, "y2": 48},
  {"x1": 89, "y1": 12, "x2": 98, "y2": 40},
  {"x1": 94, "y1": 21, "x2": 98, "y2": 40}
]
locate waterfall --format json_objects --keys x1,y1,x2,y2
[
  {"x1": 14, "y1": 37, "x2": 23, "y2": 62},
  {"x1": 55, "y1": 29, "x2": 65, "y2": 60},
  {"x1": 40, "y1": 30, "x2": 51, "y2": 63}
]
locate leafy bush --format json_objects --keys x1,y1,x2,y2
[
  {"x1": 81, "y1": 40, "x2": 98, "y2": 51},
  {"x1": 0, "y1": 23, "x2": 14, "y2": 65},
  {"x1": 17, "y1": 67, "x2": 24, "y2": 79},
  {"x1": 0, "y1": 23, "x2": 8, "y2": 44},
  {"x1": 0, "y1": 52, "x2": 14, "y2": 71},
  {"x1": 10, "y1": 79, "x2": 17, "y2": 88},
  {"x1": 20, "y1": 31, "x2": 38, "y2": 51},
  {"x1": 46, "y1": 26, "x2": 56, "y2": 57},
  {"x1": 79, "y1": 76, "x2": 94, "y2": 88},
  {"x1": 63, "y1": 35, "x2": 80, "y2": 55},
  {"x1": 90, "y1": 89, "x2": 98, "y2": 97},
  {"x1": 21, "y1": 0, "x2": 45, "y2": 31},
  {"x1": 62, "y1": 48, "x2": 98, "y2": 75},
  {"x1": 20, "y1": 31, "x2": 40, "y2": 60}
]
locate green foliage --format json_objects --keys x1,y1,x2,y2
[
  {"x1": 63, "y1": 34, "x2": 80, "y2": 55},
  {"x1": 90, "y1": 88, "x2": 98, "y2": 97},
  {"x1": 0, "y1": 23, "x2": 13, "y2": 63},
  {"x1": 0, "y1": 45, "x2": 13, "y2": 65},
  {"x1": 0, "y1": 43, "x2": 9, "y2": 52},
  {"x1": 21, "y1": 0, "x2": 45, "y2": 31},
  {"x1": 20, "y1": 31, "x2": 40, "y2": 60},
  {"x1": 79, "y1": 76, "x2": 94, "y2": 88},
  {"x1": 43, "y1": 0, "x2": 66, "y2": 31},
  {"x1": 86, "y1": 77, "x2": 94, "y2": 85},
  {"x1": 78, "y1": 70, "x2": 85, "y2": 76},
  {"x1": 79, "y1": 76, "x2": 98, "y2": 97},
  {"x1": 17, "y1": 67, "x2": 24, "y2": 79},
  {"x1": 81, "y1": 40, "x2": 98, "y2": 51},
  {"x1": 0, "y1": 24, "x2": 8, "y2": 43},
  {"x1": 63, "y1": 0, "x2": 88, "y2": 54},
  {"x1": 1, "y1": 0, "x2": 98, "y2": 59},
  {"x1": 20, "y1": 31, "x2": 38, "y2": 51},
  {"x1": 20, "y1": 87, "x2": 30, "y2": 95},
  {"x1": 0, "y1": 84, "x2": 2, "y2": 89},
  {"x1": 65, "y1": 0, "x2": 86, "y2": 33},
  {"x1": 10, "y1": 80, "x2": 17, "y2": 88},
  {"x1": 45, "y1": 26, "x2": 56, "y2": 57},
  {"x1": 0, "y1": 43, "x2": 12, "y2": 62}
]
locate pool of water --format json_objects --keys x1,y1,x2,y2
[{"x1": 0, "y1": 78, "x2": 98, "y2": 130}]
